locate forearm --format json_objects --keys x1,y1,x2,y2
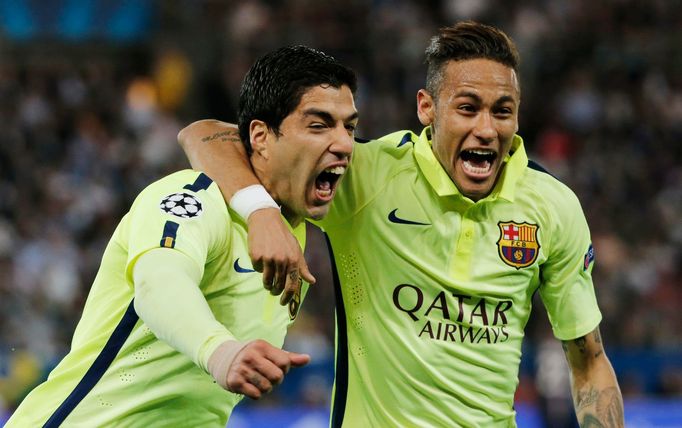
[
  {"x1": 178, "y1": 119, "x2": 258, "y2": 201},
  {"x1": 570, "y1": 356, "x2": 623, "y2": 427},
  {"x1": 133, "y1": 248, "x2": 235, "y2": 371},
  {"x1": 564, "y1": 328, "x2": 624, "y2": 427}
]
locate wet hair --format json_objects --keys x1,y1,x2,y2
[
  {"x1": 238, "y1": 45, "x2": 357, "y2": 153},
  {"x1": 424, "y1": 21, "x2": 520, "y2": 98}
]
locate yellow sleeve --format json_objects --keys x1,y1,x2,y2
[
  {"x1": 132, "y1": 247, "x2": 235, "y2": 372},
  {"x1": 539, "y1": 189, "x2": 602, "y2": 340}
]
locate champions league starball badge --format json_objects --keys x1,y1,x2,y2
[{"x1": 159, "y1": 192, "x2": 203, "y2": 218}]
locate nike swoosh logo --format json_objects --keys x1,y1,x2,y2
[
  {"x1": 388, "y1": 209, "x2": 430, "y2": 225},
  {"x1": 233, "y1": 258, "x2": 256, "y2": 273}
]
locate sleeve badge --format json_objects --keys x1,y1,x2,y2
[
  {"x1": 583, "y1": 244, "x2": 595, "y2": 270},
  {"x1": 159, "y1": 192, "x2": 203, "y2": 218}
]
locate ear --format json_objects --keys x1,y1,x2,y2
[
  {"x1": 249, "y1": 120, "x2": 270, "y2": 160},
  {"x1": 417, "y1": 89, "x2": 435, "y2": 126}
]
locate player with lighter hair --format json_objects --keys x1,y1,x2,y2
[{"x1": 179, "y1": 22, "x2": 624, "y2": 427}]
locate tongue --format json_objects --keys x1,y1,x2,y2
[
  {"x1": 316, "y1": 178, "x2": 331, "y2": 191},
  {"x1": 469, "y1": 158, "x2": 490, "y2": 168}
]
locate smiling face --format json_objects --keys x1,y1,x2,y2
[
  {"x1": 250, "y1": 84, "x2": 358, "y2": 226},
  {"x1": 417, "y1": 58, "x2": 520, "y2": 201}
]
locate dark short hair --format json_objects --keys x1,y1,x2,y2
[
  {"x1": 238, "y1": 45, "x2": 357, "y2": 153},
  {"x1": 425, "y1": 21, "x2": 520, "y2": 98}
]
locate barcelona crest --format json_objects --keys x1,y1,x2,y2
[{"x1": 497, "y1": 221, "x2": 540, "y2": 269}]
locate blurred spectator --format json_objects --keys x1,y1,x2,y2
[{"x1": 534, "y1": 336, "x2": 577, "y2": 428}]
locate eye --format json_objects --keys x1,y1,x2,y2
[
  {"x1": 309, "y1": 122, "x2": 326, "y2": 130},
  {"x1": 494, "y1": 107, "x2": 514, "y2": 117},
  {"x1": 458, "y1": 104, "x2": 476, "y2": 114},
  {"x1": 345, "y1": 123, "x2": 357, "y2": 133}
]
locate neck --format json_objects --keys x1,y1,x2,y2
[
  {"x1": 252, "y1": 156, "x2": 302, "y2": 228},
  {"x1": 280, "y1": 206, "x2": 303, "y2": 228}
]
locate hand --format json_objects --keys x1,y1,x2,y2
[
  {"x1": 209, "y1": 339, "x2": 310, "y2": 399},
  {"x1": 247, "y1": 208, "x2": 316, "y2": 305}
]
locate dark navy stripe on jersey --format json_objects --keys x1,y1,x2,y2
[
  {"x1": 527, "y1": 159, "x2": 557, "y2": 179},
  {"x1": 43, "y1": 300, "x2": 139, "y2": 428},
  {"x1": 353, "y1": 136, "x2": 371, "y2": 144},
  {"x1": 397, "y1": 132, "x2": 412, "y2": 147},
  {"x1": 159, "y1": 221, "x2": 179, "y2": 248},
  {"x1": 325, "y1": 234, "x2": 348, "y2": 428},
  {"x1": 183, "y1": 172, "x2": 213, "y2": 192}
]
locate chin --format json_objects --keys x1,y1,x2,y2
[
  {"x1": 306, "y1": 205, "x2": 331, "y2": 221},
  {"x1": 459, "y1": 182, "x2": 495, "y2": 201}
]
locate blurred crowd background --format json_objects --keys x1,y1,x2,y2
[{"x1": 0, "y1": 0, "x2": 681, "y2": 426}]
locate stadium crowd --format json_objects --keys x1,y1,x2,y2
[{"x1": 1, "y1": 0, "x2": 681, "y2": 423}]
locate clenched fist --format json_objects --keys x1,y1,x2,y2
[{"x1": 208, "y1": 339, "x2": 310, "y2": 399}]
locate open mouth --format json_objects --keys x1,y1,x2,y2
[
  {"x1": 314, "y1": 165, "x2": 346, "y2": 201},
  {"x1": 460, "y1": 149, "x2": 497, "y2": 178}
]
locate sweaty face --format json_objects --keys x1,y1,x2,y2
[
  {"x1": 417, "y1": 59, "x2": 520, "y2": 201},
  {"x1": 258, "y1": 85, "x2": 358, "y2": 226}
]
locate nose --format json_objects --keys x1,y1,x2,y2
[
  {"x1": 330, "y1": 126, "x2": 354, "y2": 158},
  {"x1": 472, "y1": 112, "x2": 497, "y2": 143}
]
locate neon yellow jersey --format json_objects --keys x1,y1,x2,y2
[
  {"x1": 315, "y1": 128, "x2": 601, "y2": 427},
  {"x1": 7, "y1": 170, "x2": 307, "y2": 428}
]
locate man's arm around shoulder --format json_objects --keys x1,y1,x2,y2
[{"x1": 177, "y1": 119, "x2": 314, "y2": 303}]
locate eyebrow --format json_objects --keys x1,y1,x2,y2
[
  {"x1": 302, "y1": 108, "x2": 359, "y2": 124},
  {"x1": 454, "y1": 91, "x2": 516, "y2": 106},
  {"x1": 494, "y1": 95, "x2": 516, "y2": 106}
]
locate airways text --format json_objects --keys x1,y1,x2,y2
[{"x1": 392, "y1": 284, "x2": 512, "y2": 344}]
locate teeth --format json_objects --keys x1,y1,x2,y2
[
  {"x1": 318, "y1": 188, "x2": 332, "y2": 197},
  {"x1": 463, "y1": 160, "x2": 492, "y2": 174},
  {"x1": 324, "y1": 166, "x2": 346, "y2": 175},
  {"x1": 467, "y1": 149, "x2": 494, "y2": 155}
]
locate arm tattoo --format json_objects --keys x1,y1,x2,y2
[
  {"x1": 563, "y1": 330, "x2": 602, "y2": 358},
  {"x1": 201, "y1": 129, "x2": 241, "y2": 144},
  {"x1": 576, "y1": 387, "x2": 599, "y2": 410},
  {"x1": 575, "y1": 336, "x2": 587, "y2": 354},
  {"x1": 580, "y1": 414, "x2": 605, "y2": 428},
  {"x1": 566, "y1": 329, "x2": 623, "y2": 427},
  {"x1": 577, "y1": 386, "x2": 624, "y2": 428},
  {"x1": 593, "y1": 328, "x2": 602, "y2": 344},
  {"x1": 593, "y1": 329, "x2": 603, "y2": 358}
]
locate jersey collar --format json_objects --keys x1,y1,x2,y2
[{"x1": 413, "y1": 126, "x2": 528, "y2": 203}]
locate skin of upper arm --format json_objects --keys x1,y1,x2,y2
[
  {"x1": 562, "y1": 328, "x2": 605, "y2": 379},
  {"x1": 178, "y1": 120, "x2": 258, "y2": 201}
]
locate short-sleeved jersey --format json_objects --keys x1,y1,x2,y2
[
  {"x1": 315, "y1": 128, "x2": 601, "y2": 427},
  {"x1": 7, "y1": 170, "x2": 307, "y2": 428}
]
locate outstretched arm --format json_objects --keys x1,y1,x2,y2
[
  {"x1": 177, "y1": 120, "x2": 315, "y2": 304},
  {"x1": 133, "y1": 248, "x2": 309, "y2": 399},
  {"x1": 562, "y1": 326, "x2": 624, "y2": 427}
]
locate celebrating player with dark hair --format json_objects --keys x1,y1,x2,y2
[{"x1": 6, "y1": 45, "x2": 358, "y2": 427}]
